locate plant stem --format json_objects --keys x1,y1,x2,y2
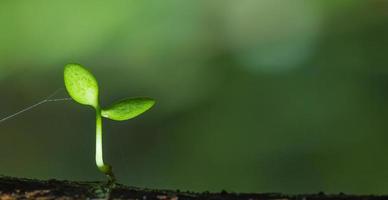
[{"x1": 95, "y1": 106, "x2": 115, "y2": 183}]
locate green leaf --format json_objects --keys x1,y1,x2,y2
[
  {"x1": 64, "y1": 63, "x2": 99, "y2": 108},
  {"x1": 101, "y1": 97, "x2": 155, "y2": 121}
]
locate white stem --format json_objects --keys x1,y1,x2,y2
[{"x1": 95, "y1": 107, "x2": 106, "y2": 171}]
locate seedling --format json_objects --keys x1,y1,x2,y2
[{"x1": 64, "y1": 64, "x2": 155, "y2": 182}]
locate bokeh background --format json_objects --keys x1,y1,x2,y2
[{"x1": 1, "y1": 0, "x2": 388, "y2": 194}]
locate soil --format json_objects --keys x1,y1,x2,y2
[{"x1": 0, "y1": 176, "x2": 386, "y2": 200}]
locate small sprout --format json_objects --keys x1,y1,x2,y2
[{"x1": 64, "y1": 63, "x2": 155, "y2": 183}]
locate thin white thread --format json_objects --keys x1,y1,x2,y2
[
  {"x1": 0, "y1": 88, "x2": 72, "y2": 124},
  {"x1": 46, "y1": 98, "x2": 72, "y2": 102}
]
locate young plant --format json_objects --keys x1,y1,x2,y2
[{"x1": 64, "y1": 64, "x2": 155, "y2": 182}]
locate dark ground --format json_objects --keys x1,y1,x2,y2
[{"x1": 0, "y1": 176, "x2": 386, "y2": 200}]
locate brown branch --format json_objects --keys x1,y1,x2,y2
[{"x1": 0, "y1": 176, "x2": 385, "y2": 200}]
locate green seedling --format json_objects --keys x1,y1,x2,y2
[{"x1": 64, "y1": 63, "x2": 155, "y2": 182}]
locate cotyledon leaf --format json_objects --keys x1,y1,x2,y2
[
  {"x1": 64, "y1": 64, "x2": 99, "y2": 108},
  {"x1": 101, "y1": 97, "x2": 155, "y2": 121}
]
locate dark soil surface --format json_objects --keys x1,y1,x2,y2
[{"x1": 0, "y1": 176, "x2": 386, "y2": 200}]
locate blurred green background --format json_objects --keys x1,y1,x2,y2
[{"x1": 1, "y1": 0, "x2": 388, "y2": 194}]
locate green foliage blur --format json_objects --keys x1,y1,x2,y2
[{"x1": 1, "y1": 0, "x2": 388, "y2": 194}]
